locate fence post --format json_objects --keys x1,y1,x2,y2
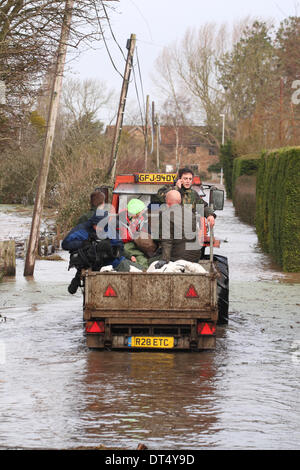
[{"x1": 0, "y1": 240, "x2": 16, "y2": 276}]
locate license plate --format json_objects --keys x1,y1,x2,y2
[
  {"x1": 136, "y1": 173, "x2": 177, "y2": 183},
  {"x1": 128, "y1": 336, "x2": 174, "y2": 349}
]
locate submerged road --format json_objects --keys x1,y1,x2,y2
[{"x1": 0, "y1": 200, "x2": 299, "y2": 450}]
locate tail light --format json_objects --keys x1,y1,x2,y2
[
  {"x1": 197, "y1": 322, "x2": 216, "y2": 335},
  {"x1": 86, "y1": 321, "x2": 105, "y2": 333}
]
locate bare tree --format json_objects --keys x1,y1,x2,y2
[
  {"x1": 153, "y1": 18, "x2": 259, "y2": 148},
  {"x1": 61, "y1": 76, "x2": 115, "y2": 126},
  {"x1": 0, "y1": 0, "x2": 118, "y2": 148}
]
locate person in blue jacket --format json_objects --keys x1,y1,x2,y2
[
  {"x1": 62, "y1": 214, "x2": 105, "y2": 252},
  {"x1": 62, "y1": 213, "x2": 125, "y2": 294}
]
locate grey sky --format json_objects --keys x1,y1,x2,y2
[{"x1": 68, "y1": 0, "x2": 299, "y2": 122}]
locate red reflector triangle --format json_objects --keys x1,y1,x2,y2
[
  {"x1": 201, "y1": 323, "x2": 215, "y2": 335},
  {"x1": 104, "y1": 285, "x2": 117, "y2": 297},
  {"x1": 87, "y1": 322, "x2": 102, "y2": 333},
  {"x1": 186, "y1": 285, "x2": 199, "y2": 298}
]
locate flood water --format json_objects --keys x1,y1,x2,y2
[{"x1": 0, "y1": 200, "x2": 299, "y2": 450}]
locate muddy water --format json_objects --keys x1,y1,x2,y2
[{"x1": 0, "y1": 201, "x2": 299, "y2": 450}]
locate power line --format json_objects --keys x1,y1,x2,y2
[
  {"x1": 132, "y1": 60, "x2": 145, "y2": 131},
  {"x1": 127, "y1": 0, "x2": 154, "y2": 42},
  {"x1": 135, "y1": 46, "x2": 146, "y2": 116},
  {"x1": 93, "y1": 0, "x2": 124, "y2": 79},
  {"x1": 100, "y1": 0, "x2": 127, "y2": 62}
]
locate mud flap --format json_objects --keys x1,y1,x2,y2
[{"x1": 204, "y1": 254, "x2": 229, "y2": 324}]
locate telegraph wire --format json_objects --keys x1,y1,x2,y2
[
  {"x1": 135, "y1": 46, "x2": 146, "y2": 116},
  {"x1": 94, "y1": 2, "x2": 149, "y2": 134},
  {"x1": 127, "y1": 0, "x2": 154, "y2": 42},
  {"x1": 132, "y1": 59, "x2": 146, "y2": 132},
  {"x1": 100, "y1": 0, "x2": 127, "y2": 62},
  {"x1": 93, "y1": 0, "x2": 124, "y2": 79}
]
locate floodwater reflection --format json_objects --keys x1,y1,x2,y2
[{"x1": 81, "y1": 350, "x2": 221, "y2": 449}]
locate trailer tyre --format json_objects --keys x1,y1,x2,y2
[{"x1": 204, "y1": 255, "x2": 229, "y2": 325}]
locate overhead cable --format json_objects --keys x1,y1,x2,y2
[
  {"x1": 93, "y1": 0, "x2": 124, "y2": 79},
  {"x1": 100, "y1": 0, "x2": 127, "y2": 62},
  {"x1": 132, "y1": 60, "x2": 145, "y2": 132}
]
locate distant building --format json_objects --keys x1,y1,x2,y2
[{"x1": 105, "y1": 125, "x2": 220, "y2": 175}]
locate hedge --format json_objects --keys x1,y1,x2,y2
[
  {"x1": 233, "y1": 174, "x2": 257, "y2": 225},
  {"x1": 232, "y1": 153, "x2": 260, "y2": 203},
  {"x1": 256, "y1": 147, "x2": 300, "y2": 272},
  {"x1": 219, "y1": 140, "x2": 238, "y2": 199}
]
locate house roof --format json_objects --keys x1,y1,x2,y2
[
  {"x1": 105, "y1": 125, "x2": 144, "y2": 139},
  {"x1": 159, "y1": 126, "x2": 208, "y2": 146}
]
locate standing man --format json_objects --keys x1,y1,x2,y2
[
  {"x1": 154, "y1": 167, "x2": 215, "y2": 226},
  {"x1": 160, "y1": 190, "x2": 203, "y2": 263}
]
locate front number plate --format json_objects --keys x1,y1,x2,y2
[{"x1": 128, "y1": 336, "x2": 174, "y2": 349}]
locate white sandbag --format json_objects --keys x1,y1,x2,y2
[
  {"x1": 173, "y1": 260, "x2": 207, "y2": 274},
  {"x1": 147, "y1": 261, "x2": 162, "y2": 272},
  {"x1": 129, "y1": 265, "x2": 143, "y2": 272},
  {"x1": 147, "y1": 261, "x2": 172, "y2": 272},
  {"x1": 147, "y1": 260, "x2": 207, "y2": 274},
  {"x1": 163, "y1": 262, "x2": 185, "y2": 273},
  {"x1": 100, "y1": 265, "x2": 114, "y2": 272}
]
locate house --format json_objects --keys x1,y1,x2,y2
[
  {"x1": 105, "y1": 125, "x2": 220, "y2": 176},
  {"x1": 158, "y1": 126, "x2": 219, "y2": 175}
]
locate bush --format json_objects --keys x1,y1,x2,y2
[
  {"x1": 53, "y1": 142, "x2": 110, "y2": 233},
  {"x1": 256, "y1": 147, "x2": 300, "y2": 272},
  {"x1": 234, "y1": 174, "x2": 257, "y2": 225},
  {"x1": 219, "y1": 140, "x2": 238, "y2": 199},
  {"x1": 207, "y1": 162, "x2": 222, "y2": 173},
  {"x1": 232, "y1": 153, "x2": 260, "y2": 203},
  {"x1": 0, "y1": 142, "x2": 56, "y2": 205}
]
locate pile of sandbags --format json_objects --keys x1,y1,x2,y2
[
  {"x1": 147, "y1": 260, "x2": 207, "y2": 274},
  {"x1": 100, "y1": 259, "x2": 208, "y2": 274}
]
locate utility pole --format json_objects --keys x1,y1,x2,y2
[
  {"x1": 155, "y1": 114, "x2": 160, "y2": 171},
  {"x1": 144, "y1": 94, "x2": 149, "y2": 171},
  {"x1": 149, "y1": 100, "x2": 155, "y2": 155},
  {"x1": 107, "y1": 34, "x2": 136, "y2": 182},
  {"x1": 24, "y1": 0, "x2": 74, "y2": 276},
  {"x1": 220, "y1": 113, "x2": 225, "y2": 186},
  {"x1": 279, "y1": 76, "x2": 284, "y2": 146}
]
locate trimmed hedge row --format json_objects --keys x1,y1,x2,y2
[
  {"x1": 233, "y1": 174, "x2": 257, "y2": 225},
  {"x1": 256, "y1": 147, "x2": 300, "y2": 272},
  {"x1": 232, "y1": 153, "x2": 260, "y2": 203},
  {"x1": 220, "y1": 140, "x2": 238, "y2": 199}
]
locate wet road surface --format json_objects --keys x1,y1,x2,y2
[{"x1": 0, "y1": 200, "x2": 299, "y2": 450}]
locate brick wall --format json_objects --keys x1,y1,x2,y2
[{"x1": 162, "y1": 145, "x2": 220, "y2": 175}]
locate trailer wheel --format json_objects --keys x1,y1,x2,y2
[{"x1": 204, "y1": 254, "x2": 229, "y2": 325}]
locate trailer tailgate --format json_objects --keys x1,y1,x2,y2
[{"x1": 84, "y1": 270, "x2": 216, "y2": 312}]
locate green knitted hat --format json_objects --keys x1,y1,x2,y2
[{"x1": 127, "y1": 198, "x2": 146, "y2": 215}]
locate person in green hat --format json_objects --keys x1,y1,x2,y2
[{"x1": 118, "y1": 198, "x2": 154, "y2": 269}]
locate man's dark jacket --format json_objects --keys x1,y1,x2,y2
[{"x1": 160, "y1": 204, "x2": 203, "y2": 263}]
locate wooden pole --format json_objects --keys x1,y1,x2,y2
[
  {"x1": 290, "y1": 102, "x2": 296, "y2": 145},
  {"x1": 144, "y1": 94, "x2": 149, "y2": 171},
  {"x1": 107, "y1": 34, "x2": 136, "y2": 182},
  {"x1": 155, "y1": 114, "x2": 160, "y2": 171},
  {"x1": 0, "y1": 241, "x2": 16, "y2": 276},
  {"x1": 24, "y1": 0, "x2": 74, "y2": 276},
  {"x1": 279, "y1": 76, "x2": 284, "y2": 146}
]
